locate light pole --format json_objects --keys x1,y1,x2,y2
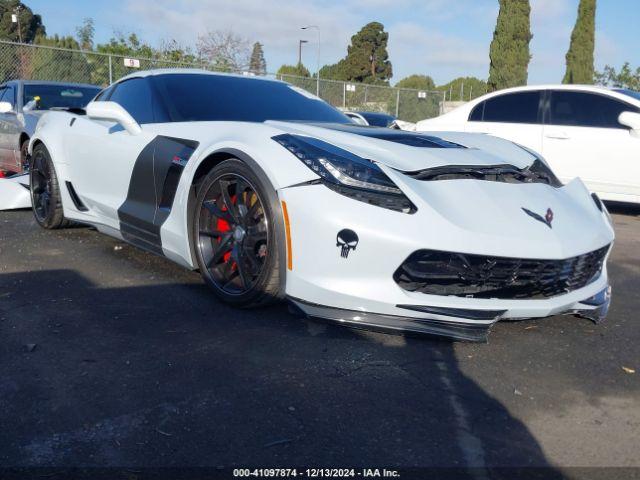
[
  {"x1": 301, "y1": 25, "x2": 320, "y2": 96},
  {"x1": 12, "y1": 6, "x2": 22, "y2": 43},
  {"x1": 298, "y1": 39, "x2": 308, "y2": 66}
]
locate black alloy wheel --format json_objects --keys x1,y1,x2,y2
[
  {"x1": 30, "y1": 143, "x2": 68, "y2": 229},
  {"x1": 193, "y1": 158, "x2": 285, "y2": 307},
  {"x1": 197, "y1": 173, "x2": 270, "y2": 295}
]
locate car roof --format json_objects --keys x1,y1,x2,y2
[
  {"x1": 116, "y1": 68, "x2": 283, "y2": 85},
  {"x1": 483, "y1": 84, "x2": 621, "y2": 94},
  {"x1": 473, "y1": 83, "x2": 640, "y2": 102},
  {"x1": 3, "y1": 79, "x2": 101, "y2": 89}
]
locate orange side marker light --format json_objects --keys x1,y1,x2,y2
[{"x1": 281, "y1": 201, "x2": 293, "y2": 270}]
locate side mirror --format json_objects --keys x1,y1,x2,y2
[
  {"x1": 618, "y1": 111, "x2": 640, "y2": 138},
  {"x1": 0, "y1": 101, "x2": 14, "y2": 114},
  {"x1": 86, "y1": 101, "x2": 141, "y2": 135}
]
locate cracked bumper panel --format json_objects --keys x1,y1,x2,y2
[
  {"x1": 568, "y1": 286, "x2": 612, "y2": 324},
  {"x1": 0, "y1": 172, "x2": 31, "y2": 210}
]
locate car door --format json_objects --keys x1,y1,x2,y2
[
  {"x1": 542, "y1": 90, "x2": 640, "y2": 200},
  {"x1": 65, "y1": 78, "x2": 157, "y2": 229},
  {"x1": 465, "y1": 90, "x2": 544, "y2": 154},
  {"x1": 0, "y1": 84, "x2": 23, "y2": 171}
]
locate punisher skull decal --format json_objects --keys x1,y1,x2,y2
[{"x1": 336, "y1": 229, "x2": 359, "y2": 258}]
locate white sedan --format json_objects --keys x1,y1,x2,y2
[
  {"x1": 28, "y1": 70, "x2": 614, "y2": 341},
  {"x1": 416, "y1": 85, "x2": 640, "y2": 204}
]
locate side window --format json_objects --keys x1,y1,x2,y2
[
  {"x1": 479, "y1": 91, "x2": 541, "y2": 124},
  {"x1": 549, "y1": 91, "x2": 640, "y2": 129},
  {"x1": 0, "y1": 87, "x2": 6, "y2": 103},
  {"x1": 468, "y1": 101, "x2": 485, "y2": 121},
  {"x1": 108, "y1": 78, "x2": 155, "y2": 124},
  {"x1": 94, "y1": 84, "x2": 116, "y2": 102},
  {"x1": 4, "y1": 85, "x2": 16, "y2": 108}
]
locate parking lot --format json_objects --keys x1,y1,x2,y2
[{"x1": 0, "y1": 206, "x2": 638, "y2": 476}]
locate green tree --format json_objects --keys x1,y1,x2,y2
[
  {"x1": 438, "y1": 76, "x2": 488, "y2": 101},
  {"x1": 0, "y1": 1, "x2": 46, "y2": 81},
  {"x1": 92, "y1": 33, "x2": 157, "y2": 84},
  {"x1": 395, "y1": 74, "x2": 435, "y2": 91},
  {"x1": 30, "y1": 34, "x2": 92, "y2": 83},
  {"x1": 277, "y1": 63, "x2": 310, "y2": 77},
  {"x1": 96, "y1": 32, "x2": 156, "y2": 58},
  {"x1": 563, "y1": 0, "x2": 596, "y2": 84},
  {"x1": 0, "y1": 0, "x2": 45, "y2": 43},
  {"x1": 249, "y1": 42, "x2": 267, "y2": 75},
  {"x1": 487, "y1": 0, "x2": 532, "y2": 91},
  {"x1": 158, "y1": 39, "x2": 197, "y2": 63},
  {"x1": 595, "y1": 62, "x2": 640, "y2": 90},
  {"x1": 318, "y1": 62, "x2": 346, "y2": 81},
  {"x1": 321, "y1": 22, "x2": 392, "y2": 84},
  {"x1": 75, "y1": 17, "x2": 94, "y2": 51}
]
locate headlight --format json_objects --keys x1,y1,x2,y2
[
  {"x1": 527, "y1": 159, "x2": 562, "y2": 187},
  {"x1": 273, "y1": 134, "x2": 415, "y2": 213},
  {"x1": 591, "y1": 192, "x2": 613, "y2": 225},
  {"x1": 516, "y1": 144, "x2": 563, "y2": 187}
]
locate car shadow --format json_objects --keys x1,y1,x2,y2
[{"x1": 0, "y1": 268, "x2": 566, "y2": 478}]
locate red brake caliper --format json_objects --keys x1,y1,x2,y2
[{"x1": 215, "y1": 195, "x2": 237, "y2": 264}]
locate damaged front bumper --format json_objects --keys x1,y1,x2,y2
[
  {"x1": 289, "y1": 285, "x2": 612, "y2": 342},
  {"x1": 0, "y1": 172, "x2": 31, "y2": 210}
]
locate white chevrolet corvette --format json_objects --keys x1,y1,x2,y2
[{"x1": 28, "y1": 69, "x2": 614, "y2": 341}]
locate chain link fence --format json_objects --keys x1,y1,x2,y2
[
  {"x1": 0, "y1": 40, "x2": 445, "y2": 122},
  {"x1": 279, "y1": 74, "x2": 445, "y2": 123}
]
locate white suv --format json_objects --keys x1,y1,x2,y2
[{"x1": 416, "y1": 85, "x2": 640, "y2": 204}]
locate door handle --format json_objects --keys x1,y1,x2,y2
[{"x1": 545, "y1": 131, "x2": 570, "y2": 140}]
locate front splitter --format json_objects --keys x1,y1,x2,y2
[
  {"x1": 288, "y1": 285, "x2": 612, "y2": 342},
  {"x1": 288, "y1": 297, "x2": 499, "y2": 342}
]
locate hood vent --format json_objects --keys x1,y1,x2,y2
[{"x1": 404, "y1": 159, "x2": 562, "y2": 187}]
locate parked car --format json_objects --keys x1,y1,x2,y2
[
  {"x1": 26, "y1": 69, "x2": 614, "y2": 341},
  {"x1": 415, "y1": 85, "x2": 640, "y2": 204},
  {"x1": 344, "y1": 110, "x2": 397, "y2": 127},
  {"x1": 0, "y1": 80, "x2": 101, "y2": 174}
]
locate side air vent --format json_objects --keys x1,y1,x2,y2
[{"x1": 65, "y1": 181, "x2": 88, "y2": 211}]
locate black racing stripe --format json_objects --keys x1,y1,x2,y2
[
  {"x1": 117, "y1": 135, "x2": 199, "y2": 254},
  {"x1": 307, "y1": 123, "x2": 465, "y2": 148}
]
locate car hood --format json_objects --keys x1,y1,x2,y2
[
  {"x1": 266, "y1": 121, "x2": 537, "y2": 171},
  {"x1": 266, "y1": 121, "x2": 613, "y2": 257}
]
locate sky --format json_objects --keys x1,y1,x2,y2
[{"x1": 26, "y1": 0, "x2": 640, "y2": 86}]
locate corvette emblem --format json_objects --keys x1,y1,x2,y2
[{"x1": 522, "y1": 207, "x2": 554, "y2": 229}]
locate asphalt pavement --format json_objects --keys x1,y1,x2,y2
[{"x1": 0, "y1": 206, "x2": 638, "y2": 478}]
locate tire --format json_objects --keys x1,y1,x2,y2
[
  {"x1": 192, "y1": 158, "x2": 285, "y2": 307},
  {"x1": 20, "y1": 138, "x2": 29, "y2": 172},
  {"x1": 30, "y1": 143, "x2": 69, "y2": 229}
]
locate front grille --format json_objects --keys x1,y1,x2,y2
[{"x1": 394, "y1": 246, "x2": 609, "y2": 299}]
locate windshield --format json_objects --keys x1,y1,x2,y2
[
  {"x1": 23, "y1": 84, "x2": 101, "y2": 110},
  {"x1": 152, "y1": 73, "x2": 350, "y2": 123},
  {"x1": 614, "y1": 89, "x2": 640, "y2": 102},
  {"x1": 359, "y1": 112, "x2": 396, "y2": 127}
]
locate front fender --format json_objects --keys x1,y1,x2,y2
[{"x1": 160, "y1": 138, "x2": 318, "y2": 269}]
